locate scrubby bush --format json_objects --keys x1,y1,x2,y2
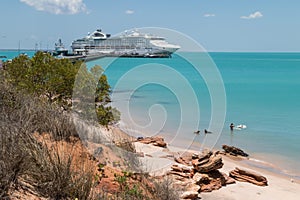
[
  {"x1": 0, "y1": 55, "x2": 180, "y2": 199},
  {"x1": 114, "y1": 171, "x2": 147, "y2": 200},
  {"x1": 0, "y1": 52, "x2": 120, "y2": 198},
  {"x1": 0, "y1": 82, "x2": 94, "y2": 199},
  {"x1": 3, "y1": 52, "x2": 119, "y2": 126},
  {"x1": 153, "y1": 177, "x2": 180, "y2": 200}
]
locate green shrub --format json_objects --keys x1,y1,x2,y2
[{"x1": 3, "y1": 52, "x2": 119, "y2": 126}]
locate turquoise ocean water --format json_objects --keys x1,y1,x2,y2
[
  {"x1": 0, "y1": 50, "x2": 35, "y2": 61},
  {"x1": 2, "y1": 50, "x2": 300, "y2": 179},
  {"x1": 88, "y1": 52, "x2": 300, "y2": 179}
]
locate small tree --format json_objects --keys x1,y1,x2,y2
[
  {"x1": 4, "y1": 52, "x2": 119, "y2": 126},
  {"x1": 5, "y1": 52, "x2": 81, "y2": 105}
]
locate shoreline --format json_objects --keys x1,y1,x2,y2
[
  {"x1": 198, "y1": 143, "x2": 300, "y2": 182},
  {"x1": 115, "y1": 126, "x2": 300, "y2": 184},
  {"x1": 116, "y1": 121, "x2": 300, "y2": 182},
  {"x1": 223, "y1": 155, "x2": 300, "y2": 185},
  {"x1": 154, "y1": 131, "x2": 300, "y2": 182},
  {"x1": 125, "y1": 133, "x2": 300, "y2": 199}
]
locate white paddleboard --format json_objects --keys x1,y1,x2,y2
[{"x1": 234, "y1": 124, "x2": 247, "y2": 130}]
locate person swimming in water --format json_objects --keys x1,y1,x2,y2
[
  {"x1": 230, "y1": 123, "x2": 235, "y2": 131},
  {"x1": 204, "y1": 129, "x2": 212, "y2": 134}
]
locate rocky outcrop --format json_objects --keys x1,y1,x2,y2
[
  {"x1": 174, "y1": 152, "x2": 194, "y2": 166},
  {"x1": 175, "y1": 157, "x2": 189, "y2": 165},
  {"x1": 222, "y1": 145, "x2": 249, "y2": 157},
  {"x1": 168, "y1": 170, "x2": 191, "y2": 179},
  {"x1": 136, "y1": 136, "x2": 167, "y2": 148},
  {"x1": 229, "y1": 167, "x2": 268, "y2": 186},
  {"x1": 171, "y1": 164, "x2": 191, "y2": 173},
  {"x1": 192, "y1": 172, "x2": 203, "y2": 183},
  {"x1": 222, "y1": 172, "x2": 236, "y2": 185},
  {"x1": 166, "y1": 148, "x2": 268, "y2": 197},
  {"x1": 190, "y1": 170, "x2": 233, "y2": 192},
  {"x1": 192, "y1": 151, "x2": 224, "y2": 173},
  {"x1": 167, "y1": 164, "x2": 192, "y2": 179},
  {"x1": 171, "y1": 151, "x2": 232, "y2": 194},
  {"x1": 198, "y1": 171, "x2": 225, "y2": 192}
]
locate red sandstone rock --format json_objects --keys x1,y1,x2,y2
[
  {"x1": 221, "y1": 172, "x2": 236, "y2": 185},
  {"x1": 193, "y1": 155, "x2": 223, "y2": 173},
  {"x1": 171, "y1": 164, "x2": 191, "y2": 173},
  {"x1": 229, "y1": 167, "x2": 268, "y2": 186},
  {"x1": 167, "y1": 171, "x2": 191, "y2": 178},
  {"x1": 222, "y1": 145, "x2": 249, "y2": 157},
  {"x1": 137, "y1": 136, "x2": 167, "y2": 148},
  {"x1": 192, "y1": 172, "x2": 203, "y2": 184},
  {"x1": 175, "y1": 157, "x2": 188, "y2": 165},
  {"x1": 198, "y1": 170, "x2": 226, "y2": 192}
]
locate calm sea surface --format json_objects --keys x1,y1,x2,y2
[
  {"x1": 88, "y1": 52, "x2": 300, "y2": 178},
  {"x1": 0, "y1": 50, "x2": 35, "y2": 61},
  {"x1": 2, "y1": 50, "x2": 300, "y2": 178}
]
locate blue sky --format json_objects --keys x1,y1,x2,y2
[{"x1": 0, "y1": 0, "x2": 300, "y2": 51}]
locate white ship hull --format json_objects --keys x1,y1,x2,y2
[{"x1": 71, "y1": 29, "x2": 180, "y2": 57}]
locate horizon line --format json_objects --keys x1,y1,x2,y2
[{"x1": 1, "y1": 49, "x2": 300, "y2": 53}]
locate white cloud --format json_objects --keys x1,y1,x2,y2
[
  {"x1": 20, "y1": 0, "x2": 87, "y2": 15},
  {"x1": 204, "y1": 13, "x2": 216, "y2": 17},
  {"x1": 241, "y1": 11, "x2": 263, "y2": 19},
  {"x1": 125, "y1": 10, "x2": 134, "y2": 15}
]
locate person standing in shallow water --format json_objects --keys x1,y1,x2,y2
[{"x1": 230, "y1": 123, "x2": 235, "y2": 131}]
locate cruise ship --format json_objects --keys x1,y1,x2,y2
[{"x1": 71, "y1": 29, "x2": 180, "y2": 57}]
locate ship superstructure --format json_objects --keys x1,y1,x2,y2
[{"x1": 71, "y1": 29, "x2": 180, "y2": 57}]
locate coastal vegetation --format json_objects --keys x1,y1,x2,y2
[
  {"x1": 0, "y1": 81, "x2": 93, "y2": 199},
  {"x1": 3, "y1": 51, "x2": 119, "y2": 126},
  {"x1": 0, "y1": 53, "x2": 118, "y2": 198},
  {"x1": 0, "y1": 52, "x2": 178, "y2": 199}
]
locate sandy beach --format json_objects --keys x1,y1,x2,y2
[{"x1": 133, "y1": 139, "x2": 300, "y2": 200}]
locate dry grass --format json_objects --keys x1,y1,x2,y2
[
  {"x1": 0, "y1": 81, "x2": 181, "y2": 199},
  {"x1": 0, "y1": 82, "x2": 95, "y2": 199},
  {"x1": 153, "y1": 177, "x2": 180, "y2": 200}
]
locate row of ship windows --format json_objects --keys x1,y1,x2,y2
[
  {"x1": 74, "y1": 41, "x2": 147, "y2": 45},
  {"x1": 84, "y1": 46, "x2": 148, "y2": 49}
]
